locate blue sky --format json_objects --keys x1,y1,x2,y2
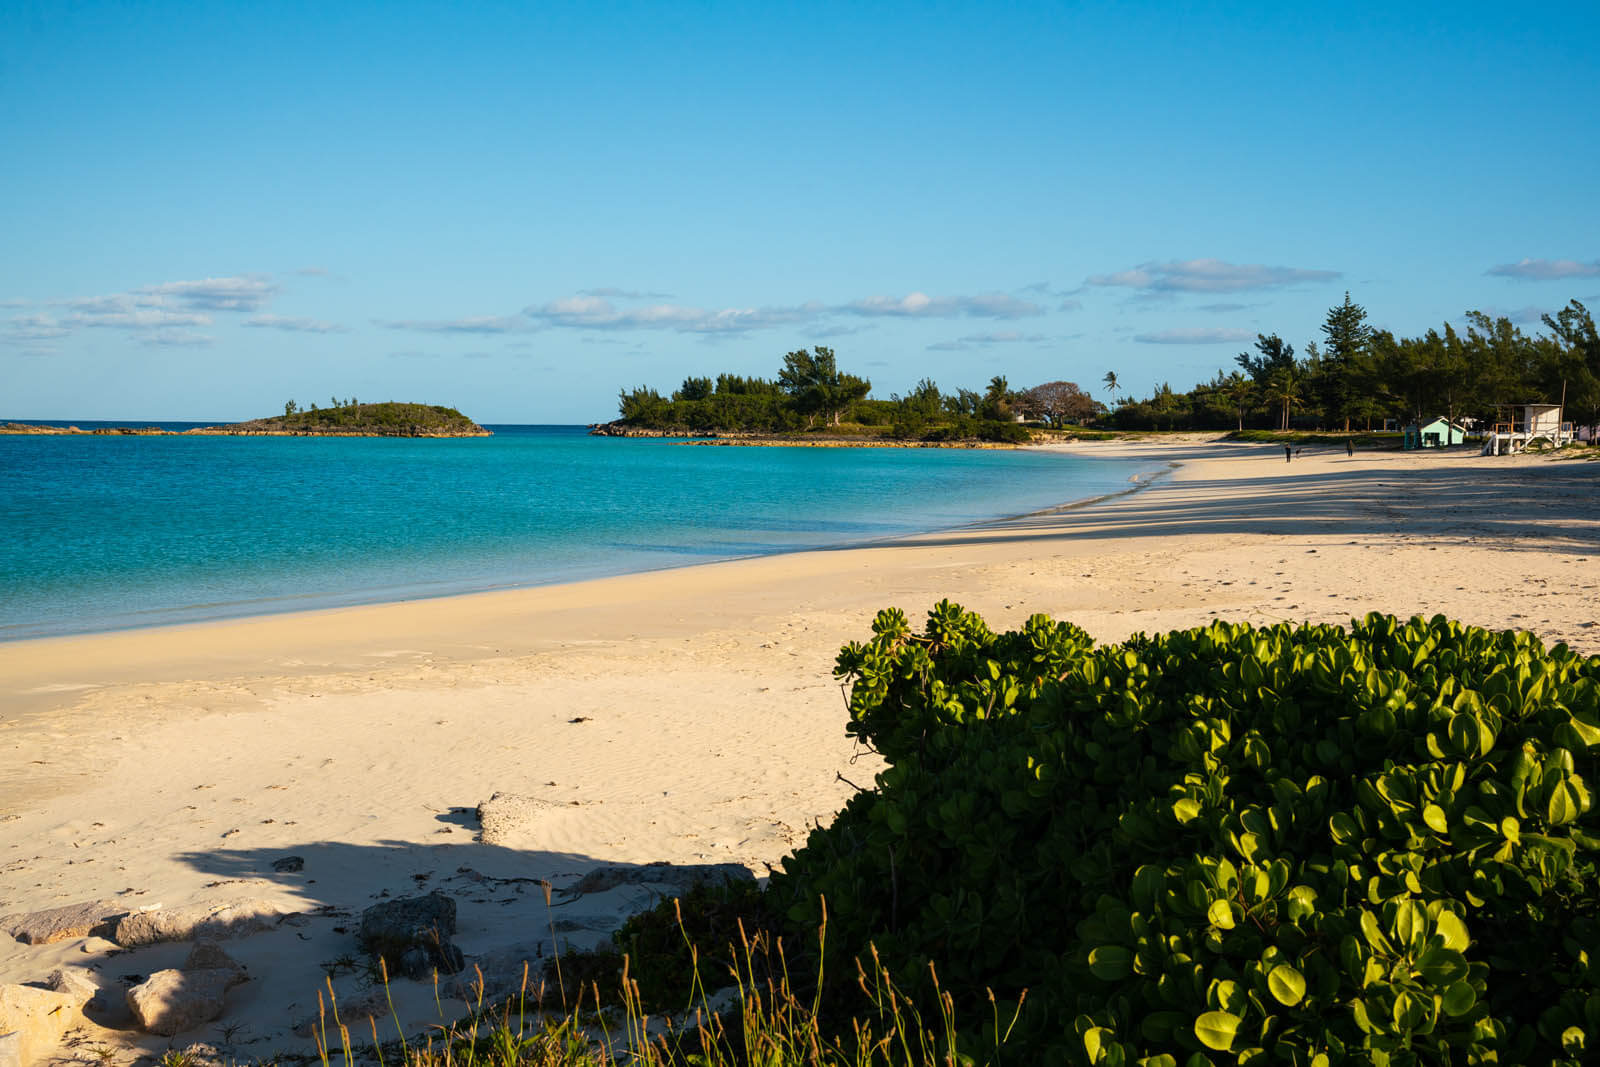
[{"x1": 3, "y1": 1, "x2": 1597, "y2": 422}]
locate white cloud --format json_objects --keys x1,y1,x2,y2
[
  {"x1": 244, "y1": 314, "x2": 349, "y2": 334},
  {"x1": 926, "y1": 331, "x2": 1047, "y2": 352},
  {"x1": 67, "y1": 297, "x2": 213, "y2": 329},
  {"x1": 1195, "y1": 302, "x2": 1252, "y2": 313},
  {"x1": 527, "y1": 296, "x2": 826, "y2": 334},
  {"x1": 1133, "y1": 327, "x2": 1257, "y2": 344},
  {"x1": 843, "y1": 291, "x2": 1045, "y2": 319},
  {"x1": 1088, "y1": 259, "x2": 1340, "y2": 294},
  {"x1": 381, "y1": 315, "x2": 532, "y2": 334},
  {"x1": 136, "y1": 275, "x2": 278, "y2": 311},
  {"x1": 1486, "y1": 258, "x2": 1600, "y2": 281},
  {"x1": 2, "y1": 314, "x2": 71, "y2": 343}
]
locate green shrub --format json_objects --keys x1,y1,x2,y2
[{"x1": 763, "y1": 605, "x2": 1600, "y2": 1064}]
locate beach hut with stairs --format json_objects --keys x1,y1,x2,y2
[{"x1": 1481, "y1": 403, "x2": 1574, "y2": 455}]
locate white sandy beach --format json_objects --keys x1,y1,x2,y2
[{"x1": 1, "y1": 439, "x2": 1597, "y2": 1061}]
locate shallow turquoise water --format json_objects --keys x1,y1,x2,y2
[{"x1": 0, "y1": 425, "x2": 1153, "y2": 639}]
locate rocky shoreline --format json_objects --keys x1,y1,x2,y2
[
  {"x1": 586, "y1": 421, "x2": 1034, "y2": 448},
  {"x1": 1, "y1": 422, "x2": 492, "y2": 439}
]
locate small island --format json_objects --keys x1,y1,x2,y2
[{"x1": 1, "y1": 400, "x2": 492, "y2": 438}]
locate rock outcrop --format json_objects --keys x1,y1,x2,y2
[
  {"x1": 560, "y1": 861, "x2": 755, "y2": 899},
  {"x1": 475, "y1": 792, "x2": 564, "y2": 845},
  {"x1": 0, "y1": 900, "x2": 125, "y2": 945},
  {"x1": 113, "y1": 898, "x2": 284, "y2": 947},
  {"x1": 358, "y1": 891, "x2": 465, "y2": 980},
  {"x1": 125, "y1": 944, "x2": 247, "y2": 1036}
]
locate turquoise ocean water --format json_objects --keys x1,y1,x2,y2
[{"x1": 0, "y1": 424, "x2": 1154, "y2": 641}]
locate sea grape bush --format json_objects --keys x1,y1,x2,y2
[{"x1": 764, "y1": 603, "x2": 1600, "y2": 1065}]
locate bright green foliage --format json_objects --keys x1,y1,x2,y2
[{"x1": 766, "y1": 605, "x2": 1600, "y2": 1064}]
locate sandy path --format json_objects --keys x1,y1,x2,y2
[{"x1": 0, "y1": 440, "x2": 1595, "y2": 1061}]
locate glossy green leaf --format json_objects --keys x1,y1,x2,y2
[
  {"x1": 1422, "y1": 804, "x2": 1449, "y2": 834},
  {"x1": 1267, "y1": 963, "x2": 1306, "y2": 1006},
  {"x1": 1089, "y1": 945, "x2": 1133, "y2": 981},
  {"x1": 1193, "y1": 1011, "x2": 1241, "y2": 1052},
  {"x1": 1434, "y1": 910, "x2": 1470, "y2": 951},
  {"x1": 1441, "y1": 981, "x2": 1477, "y2": 1017},
  {"x1": 1207, "y1": 899, "x2": 1235, "y2": 930}
]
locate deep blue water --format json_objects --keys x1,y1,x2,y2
[{"x1": 0, "y1": 424, "x2": 1154, "y2": 640}]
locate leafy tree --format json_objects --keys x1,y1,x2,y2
[
  {"x1": 1319, "y1": 292, "x2": 1373, "y2": 430},
  {"x1": 284, "y1": 400, "x2": 297, "y2": 417},
  {"x1": 1221, "y1": 371, "x2": 1255, "y2": 432},
  {"x1": 981, "y1": 375, "x2": 1014, "y2": 421},
  {"x1": 1019, "y1": 380, "x2": 1099, "y2": 427},
  {"x1": 1266, "y1": 361, "x2": 1304, "y2": 430},
  {"x1": 1542, "y1": 300, "x2": 1600, "y2": 435},
  {"x1": 1235, "y1": 333, "x2": 1297, "y2": 389},
  {"x1": 779, "y1": 346, "x2": 871, "y2": 426},
  {"x1": 674, "y1": 376, "x2": 714, "y2": 402},
  {"x1": 1102, "y1": 370, "x2": 1120, "y2": 405}
]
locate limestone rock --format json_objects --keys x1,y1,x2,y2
[
  {"x1": 45, "y1": 967, "x2": 97, "y2": 1004},
  {"x1": 126, "y1": 969, "x2": 233, "y2": 1036},
  {"x1": 358, "y1": 891, "x2": 464, "y2": 980},
  {"x1": 0, "y1": 900, "x2": 125, "y2": 945},
  {"x1": 0, "y1": 983, "x2": 84, "y2": 1064},
  {"x1": 560, "y1": 861, "x2": 755, "y2": 899},
  {"x1": 182, "y1": 942, "x2": 248, "y2": 988},
  {"x1": 270, "y1": 855, "x2": 305, "y2": 873},
  {"x1": 475, "y1": 792, "x2": 562, "y2": 845},
  {"x1": 114, "y1": 898, "x2": 284, "y2": 947}
]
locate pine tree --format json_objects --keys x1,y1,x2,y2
[{"x1": 1320, "y1": 292, "x2": 1372, "y2": 430}]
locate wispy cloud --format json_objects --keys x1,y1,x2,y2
[
  {"x1": 1089, "y1": 259, "x2": 1340, "y2": 294},
  {"x1": 66, "y1": 297, "x2": 213, "y2": 330},
  {"x1": 2, "y1": 314, "x2": 71, "y2": 343},
  {"x1": 295, "y1": 266, "x2": 330, "y2": 276},
  {"x1": 1195, "y1": 302, "x2": 1253, "y2": 313},
  {"x1": 843, "y1": 291, "x2": 1045, "y2": 319},
  {"x1": 1058, "y1": 298, "x2": 1083, "y2": 311},
  {"x1": 527, "y1": 295, "x2": 826, "y2": 334},
  {"x1": 244, "y1": 314, "x2": 349, "y2": 334},
  {"x1": 381, "y1": 315, "x2": 533, "y2": 334},
  {"x1": 1133, "y1": 327, "x2": 1256, "y2": 345},
  {"x1": 138, "y1": 329, "x2": 214, "y2": 347},
  {"x1": 1486, "y1": 258, "x2": 1600, "y2": 281},
  {"x1": 928, "y1": 330, "x2": 1048, "y2": 351},
  {"x1": 135, "y1": 275, "x2": 278, "y2": 312}
]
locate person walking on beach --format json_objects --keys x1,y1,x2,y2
[
  {"x1": 1347, "y1": 439, "x2": 1355, "y2": 457},
  {"x1": 1285, "y1": 444, "x2": 1292, "y2": 463}
]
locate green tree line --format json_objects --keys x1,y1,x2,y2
[
  {"x1": 613, "y1": 346, "x2": 1106, "y2": 442},
  {"x1": 1107, "y1": 296, "x2": 1600, "y2": 434}
]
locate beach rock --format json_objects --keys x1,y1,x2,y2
[
  {"x1": 475, "y1": 792, "x2": 562, "y2": 845},
  {"x1": 45, "y1": 967, "x2": 97, "y2": 1004},
  {"x1": 358, "y1": 891, "x2": 464, "y2": 980},
  {"x1": 182, "y1": 942, "x2": 248, "y2": 988},
  {"x1": 1, "y1": 900, "x2": 125, "y2": 945},
  {"x1": 271, "y1": 855, "x2": 305, "y2": 873},
  {"x1": 113, "y1": 898, "x2": 284, "y2": 947},
  {"x1": 464, "y1": 941, "x2": 550, "y2": 1001},
  {"x1": 126, "y1": 969, "x2": 234, "y2": 1036},
  {"x1": 0, "y1": 983, "x2": 84, "y2": 1064},
  {"x1": 560, "y1": 861, "x2": 754, "y2": 899}
]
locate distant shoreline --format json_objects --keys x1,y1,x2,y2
[{"x1": 1, "y1": 402, "x2": 492, "y2": 438}]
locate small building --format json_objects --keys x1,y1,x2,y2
[
  {"x1": 1482, "y1": 403, "x2": 1575, "y2": 455},
  {"x1": 1403, "y1": 416, "x2": 1468, "y2": 449}
]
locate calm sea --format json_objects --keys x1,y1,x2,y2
[{"x1": 0, "y1": 424, "x2": 1155, "y2": 640}]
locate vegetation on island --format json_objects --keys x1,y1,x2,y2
[
  {"x1": 539, "y1": 606, "x2": 1600, "y2": 1065},
  {"x1": 233, "y1": 398, "x2": 490, "y2": 436},
  {"x1": 1105, "y1": 296, "x2": 1600, "y2": 435},
  {"x1": 608, "y1": 346, "x2": 1094, "y2": 444}
]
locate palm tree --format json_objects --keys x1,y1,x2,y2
[
  {"x1": 1102, "y1": 370, "x2": 1120, "y2": 406},
  {"x1": 1223, "y1": 371, "x2": 1255, "y2": 432},
  {"x1": 1267, "y1": 364, "x2": 1303, "y2": 430}
]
